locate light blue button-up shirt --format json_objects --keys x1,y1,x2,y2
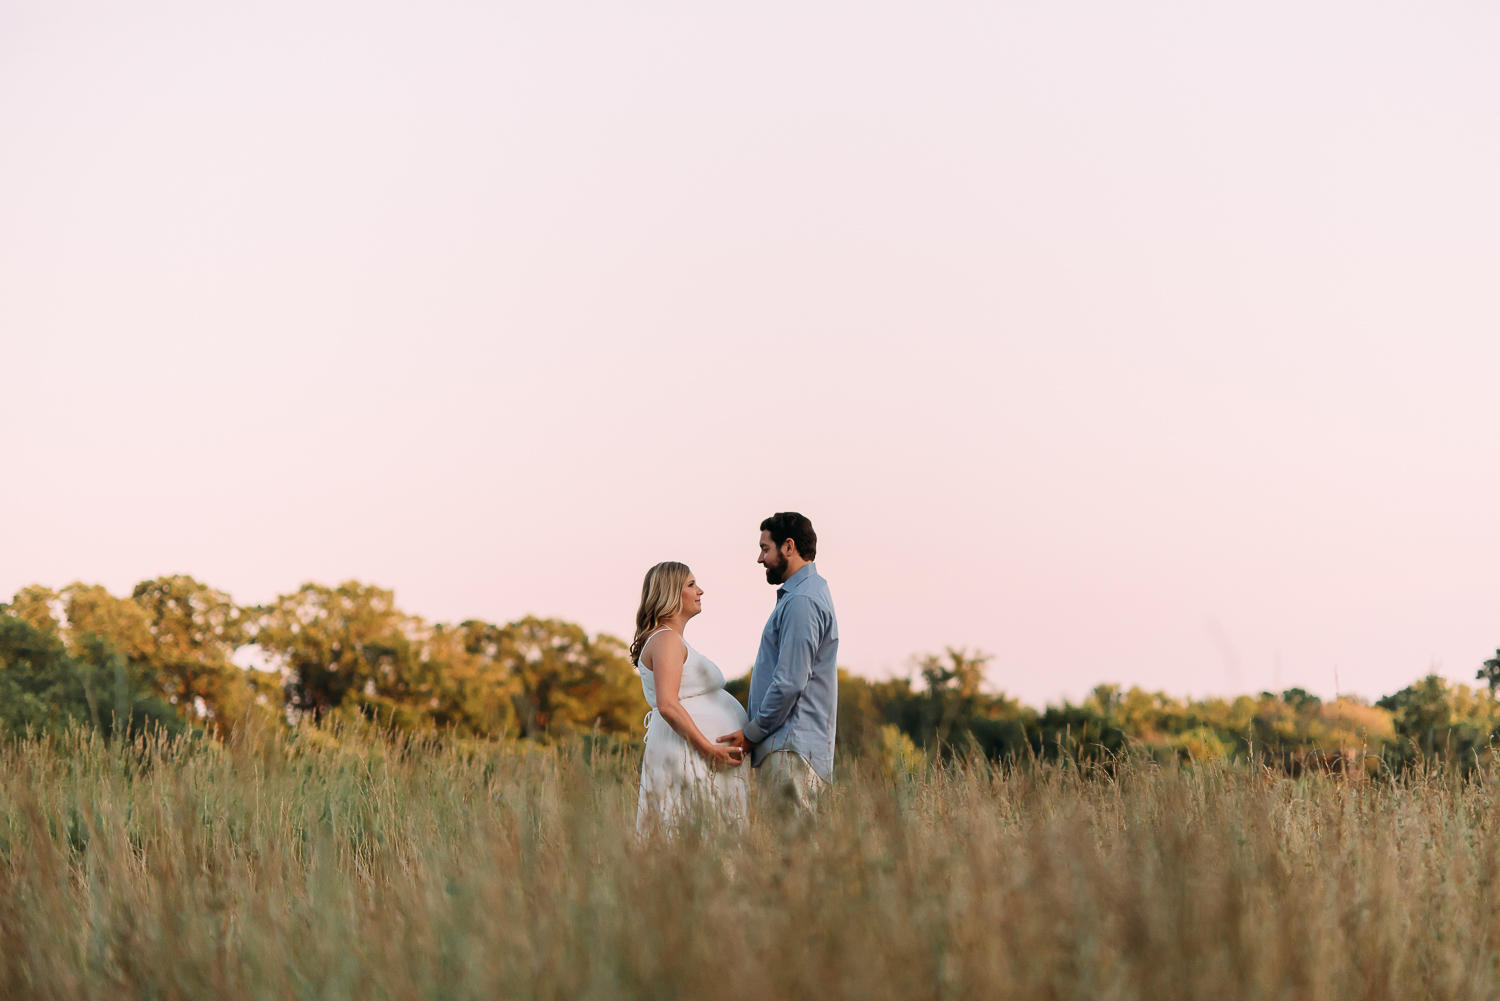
[{"x1": 743, "y1": 563, "x2": 839, "y2": 780}]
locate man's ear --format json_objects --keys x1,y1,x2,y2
[{"x1": 781, "y1": 538, "x2": 799, "y2": 560}]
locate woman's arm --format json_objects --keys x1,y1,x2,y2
[{"x1": 644, "y1": 633, "x2": 743, "y2": 769}]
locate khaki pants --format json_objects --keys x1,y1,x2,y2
[{"x1": 759, "y1": 750, "x2": 823, "y2": 817}]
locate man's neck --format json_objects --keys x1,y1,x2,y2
[{"x1": 780, "y1": 557, "x2": 810, "y2": 583}]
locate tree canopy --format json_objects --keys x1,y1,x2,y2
[
  {"x1": 0, "y1": 614, "x2": 182, "y2": 739},
  {"x1": 3, "y1": 578, "x2": 1497, "y2": 773},
  {"x1": 2, "y1": 578, "x2": 646, "y2": 743}
]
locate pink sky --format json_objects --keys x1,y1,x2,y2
[{"x1": 2, "y1": 1, "x2": 1497, "y2": 707}]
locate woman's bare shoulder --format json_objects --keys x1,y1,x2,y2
[
  {"x1": 644, "y1": 628, "x2": 686, "y2": 655},
  {"x1": 641, "y1": 628, "x2": 686, "y2": 670}
]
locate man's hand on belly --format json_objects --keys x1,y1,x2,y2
[{"x1": 717, "y1": 730, "x2": 752, "y2": 756}]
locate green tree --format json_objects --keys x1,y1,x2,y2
[
  {"x1": 415, "y1": 621, "x2": 521, "y2": 736},
  {"x1": 914, "y1": 647, "x2": 990, "y2": 752},
  {"x1": 253, "y1": 582, "x2": 423, "y2": 722},
  {"x1": 130, "y1": 576, "x2": 278, "y2": 735},
  {"x1": 7, "y1": 583, "x2": 156, "y2": 659},
  {"x1": 0, "y1": 613, "x2": 183, "y2": 739},
  {"x1": 1377, "y1": 674, "x2": 1452, "y2": 752},
  {"x1": 1478, "y1": 649, "x2": 1500, "y2": 694},
  {"x1": 1372, "y1": 675, "x2": 1500, "y2": 771},
  {"x1": 8, "y1": 579, "x2": 278, "y2": 735},
  {"x1": 476, "y1": 616, "x2": 645, "y2": 740},
  {"x1": 254, "y1": 584, "x2": 641, "y2": 738},
  {"x1": 835, "y1": 668, "x2": 884, "y2": 759}
]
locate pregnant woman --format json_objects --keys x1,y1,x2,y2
[{"x1": 631, "y1": 561, "x2": 750, "y2": 833}]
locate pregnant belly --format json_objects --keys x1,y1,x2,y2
[{"x1": 683, "y1": 690, "x2": 750, "y2": 743}]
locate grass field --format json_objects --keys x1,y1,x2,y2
[{"x1": 2, "y1": 725, "x2": 1498, "y2": 1000}]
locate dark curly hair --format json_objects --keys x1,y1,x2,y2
[{"x1": 760, "y1": 511, "x2": 817, "y2": 561}]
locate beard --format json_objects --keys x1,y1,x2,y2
[{"x1": 763, "y1": 551, "x2": 788, "y2": 585}]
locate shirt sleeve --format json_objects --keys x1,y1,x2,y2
[{"x1": 743, "y1": 595, "x2": 821, "y2": 743}]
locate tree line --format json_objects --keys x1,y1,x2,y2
[
  {"x1": 832, "y1": 649, "x2": 1500, "y2": 774},
  {"x1": 3, "y1": 577, "x2": 1498, "y2": 771},
  {"x1": 0, "y1": 577, "x2": 642, "y2": 742}
]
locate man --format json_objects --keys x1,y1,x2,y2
[{"x1": 719, "y1": 512, "x2": 839, "y2": 815}]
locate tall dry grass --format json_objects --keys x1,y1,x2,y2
[{"x1": 2, "y1": 723, "x2": 1499, "y2": 1000}]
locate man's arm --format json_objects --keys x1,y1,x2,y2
[{"x1": 741, "y1": 595, "x2": 821, "y2": 743}]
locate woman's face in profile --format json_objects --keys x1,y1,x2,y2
[{"x1": 681, "y1": 573, "x2": 704, "y2": 618}]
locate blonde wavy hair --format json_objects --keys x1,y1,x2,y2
[{"x1": 630, "y1": 561, "x2": 692, "y2": 662}]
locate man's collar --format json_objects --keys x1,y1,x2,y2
[{"x1": 775, "y1": 562, "x2": 817, "y2": 596}]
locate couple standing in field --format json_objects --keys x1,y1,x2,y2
[{"x1": 630, "y1": 512, "x2": 838, "y2": 832}]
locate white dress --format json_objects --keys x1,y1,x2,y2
[{"x1": 636, "y1": 630, "x2": 751, "y2": 832}]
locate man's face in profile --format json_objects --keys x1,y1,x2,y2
[{"x1": 758, "y1": 530, "x2": 790, "y2": 585}]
